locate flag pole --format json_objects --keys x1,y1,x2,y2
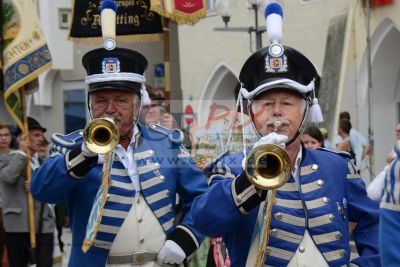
[
  {"x1": 365, "y1": 0, "x2": 375, "y2": 178},
  {"x1": 1, "y1": 0, "x2": 3, "y2": 87},
  {"x1": 163, "y1": 17, "x2": 170, "y2": 112},
  {"x1": 19, "y1": 86, "x2": 37, "y2": 257}
]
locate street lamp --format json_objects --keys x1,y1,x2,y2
[
  {"x1": 214, "y1": 0, "x2": 266, "y2": 51},
  {"x1": 215, "y1": 0, "x2": 232, "y2": 27},
  {"x1": 247, "y1": 0, "x2": 263, "y2": 50}
]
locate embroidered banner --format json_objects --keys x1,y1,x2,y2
[
  {"x1": 150, "y1": 0, "x2": 206, "y2": 25},
  {"x1": 372, "y1": 0, "x2": 394, "y2": 7},
  {"x1": 1, "y1": 0, "x2": 52, "y2": 129},
  {"x1": 69, "y1": 0, "x2": 163, "y2": 44},
  {"x1": 362, "y1": 0, "x2": 394, "y2": 8}
]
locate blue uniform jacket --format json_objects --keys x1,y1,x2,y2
[
  {"x1": 380, "y1": 143, "x2": 400, "y2": 266},
  {"x1": 192, "y1": 147, "x2": 380, "y2": 267},
  {"x1": 30, "y1": 124, "x2": 207, "y2": 267}
]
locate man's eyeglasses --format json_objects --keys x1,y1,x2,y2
[
  {"x1": 143, "y1": 104, "x2": 161, "y2": 109},
  {"x1": 0, "y1": 133, "x2": 11, "y2": 138}
]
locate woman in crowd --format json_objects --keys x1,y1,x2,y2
[{"x1": 301, "y1": 125, "x2": 324, "y2": 149}]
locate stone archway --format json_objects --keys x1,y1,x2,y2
[
  {"x1": 198, "y1": 61, "x2": 240, "y2": 124},
  {"x1": 358, "y1": 19, "x2": 400, "y2": 172}
]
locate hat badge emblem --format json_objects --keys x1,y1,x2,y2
[
  {"x1": 265, "y1": 44, "x2": 288, "y2": 73},
  {"x1": 102, "y1": 57, "x2": 121, "y2": 73}
]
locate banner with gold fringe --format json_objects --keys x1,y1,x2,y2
[
  {"x1": 69, "y1": 0, "x2": 163, "y2": 44},
  {"x1": 2, "y1": 0, "x2": 52, "y2": 130},
  {"x1": 362, "y1": 0, "x2": 394, "y2": 8},
  {"x1": 150, "y1": 0, "x2": 206, "y2": 25},
  {"x1": 2, "y1": 0, "x2": 52, "y2": 255}
]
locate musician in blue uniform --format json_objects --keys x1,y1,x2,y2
[
  {"x1": 191, "y1": 3, "x2": 380, "y2": 267},
  {"x1": 30, "y1": 46, "x2": 207, "y2": 267},
  {"x1": 380, "y1": 140, "x2": 400, "y2": 267}
]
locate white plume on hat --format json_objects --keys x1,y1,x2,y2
[
  {"x1": 101, "y1": 0, "x2": 117, "y2": 50},
  {"x1": 265, "y1": 2, "x2": 283, "y2": 44}
]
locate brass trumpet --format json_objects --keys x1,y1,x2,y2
[
  {"x1": 245, "y1": 143, "x2": 291, "y2": 190},
  {"x1": 83, "y1": 117, "x2": 120, "y2": 154}
]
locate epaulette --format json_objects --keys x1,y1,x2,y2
[
  {"x1": 148, "y1": 123, "x2": 184, "y2": 145},
  {"x1": 202, "y1": 150, "x2": 230, "y2": 176},
  {"x1": 8, "y1": 150, "x2": 22, "y2": 156},
  {"x1": 50, "y1": 130, "x2": 83, "y2": 155},
  {"x1": 316, "y1": 147, "x2": 351, "y2": 159}
]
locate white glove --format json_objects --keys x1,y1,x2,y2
[
  {"x1": 367, "y1": 165, "x2": 389, "y2": 201},
  {"x1": 81, "y1": 142, "x2": 97, "y2": 157},
  {"x1": 254, "y1": 132, "x2": 288, "y2": 148},
  {"x1": 157, "y1": 240, "x2": 186, "y2": 265},
  {"x1": 242, "y1": 132, "x2": 288, "y2": 169}
]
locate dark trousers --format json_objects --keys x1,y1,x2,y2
[
  {"x1": 5, "y1": 232, "x2": 53, "y2": 267},
  {"x1": 54, "y1": 203, "x2": 67, "y2": 252}
]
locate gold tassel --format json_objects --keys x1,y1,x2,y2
[
  {"x1": 253, "y1": 190, "x2": 276, "y2": 267},
  {"x1": 82, "y1": 152, "x2": 112, "y2": 253}
]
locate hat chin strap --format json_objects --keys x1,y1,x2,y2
[{"x1": 286, "y1": 104, "x2": 308, "y2": 147}]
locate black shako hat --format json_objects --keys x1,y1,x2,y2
[
  {"x1": 239, "y1": 45, "x2": 317, "y2": 99},
  {"x1": 82, "y1": 48, "x2": 148, "y2": 94},
  {"x1": 15, "y1": 117, "x2": 47, "y2": 135}
]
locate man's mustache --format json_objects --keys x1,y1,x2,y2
[
  {"x1": 265, "y1": 118, "x2": 289, "y2": 132},
  {"x1": 265, "y1": 118, "x2": 289, "y2": 130},
  {"x1": 101, "y1": 115, "x2": 121, "y2": 122}
]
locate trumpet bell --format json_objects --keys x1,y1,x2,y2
[
  {"x1": 245, "y1": 143, "x2": 291, "y2": 190},
  {"x1": 83, "y1": 118, "x2": 120, "y2": 154}
]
